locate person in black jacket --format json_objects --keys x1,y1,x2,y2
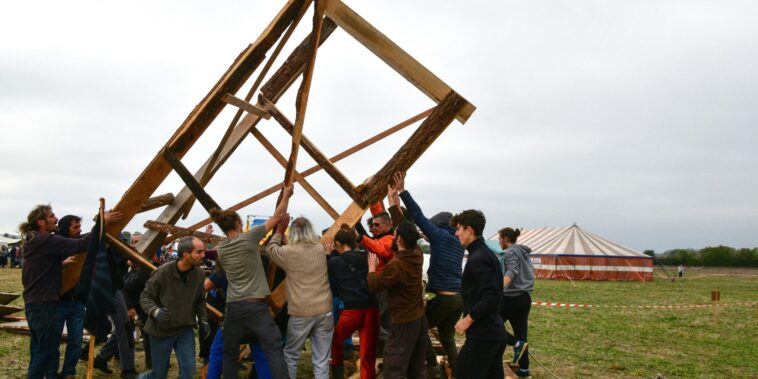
[{"x1": 451, "y1": 210, "x2": 506, "y2": 379}]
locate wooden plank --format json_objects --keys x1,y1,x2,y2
[
  {"x1": 144, "y1": 221, "x2": 225, "y2": 245},
  {"x1": 359, "y1": 91, "x2": 468, "y2": 203},
  {"x1": 322, "y1": 201, "x2": 368, "y2": 240},
  {"x1": 221, "y1": 93, "x2": 270, "y2": 119},
  {"x1": 87, "y1": 335, "x2": 95, "y2": 379},
  {"x1": 250, "y1": 128, "x2": 340, "y2": 220},
  {"x1": 323, "y1": 0, "x2": 475, "y2": 123},
  {"x1": 183, "y1": 108, "x2": 430, "y2": 232},
  {"x1": 261, "y1": 95, "x2": 364, "y2": 205},
  {"x1": 135, "y1": 18, "x2": 339, "y2": 258},
  {"x1": 138, "y1": 193, "x2": 174, "y2": 213},
  {"x1": 162, "y1": 147, "x2": 221, "y2": 212},
  {"x1": 283, "y1": 0, "x2": 326, "y2": 188},
  {"x1": 0, "y1": 305, "x2": 22, "y2": 317},
  {"x1": 106, "y1": 0, "x2": 306, "y2": 235},
  {"x1": 0, "y1": 292, "x2": 20, "y2": 305}
]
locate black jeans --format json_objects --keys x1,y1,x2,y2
[
  {"x1": 455, "y1": 338, "x2": 506, "y2": 379},
  {"x1": 384, "y1": 317, "x2": 427, "y2": 379},
  {"x1": 222, "y1": 301, "x2": 288, "y2": 379},
  {"x1": 499, "y1": 293, "x2": 531, "y2": 369},
  {"x1": 425, "y1": 292, "x2": 463, "y2": 368}
]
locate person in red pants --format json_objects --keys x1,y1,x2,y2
[{"x1": 328, "y1": 224, "x2": 380, "y2": 378}]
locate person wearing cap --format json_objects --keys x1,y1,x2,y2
[{"x1": 389, "y1": 171, "x2": 465, "y2": 376}]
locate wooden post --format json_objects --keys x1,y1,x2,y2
[
  {"x1": 145, "y1": 221, "x2": 225, "y2": 245},
  {"x1": 711, "y1": 290, "x2": 720, "y2": 324},
  {"x1": 87, "y1": 336, "x2": 96, "y2": 379},
  {"x1": 138, "y1": 193, "x2": 175, "y2": 213},
  {"x1": 162, "y1": 147, "x2": 221, "y2": 212}
]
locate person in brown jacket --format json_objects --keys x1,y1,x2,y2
[{"x1": 367, "y1": 220, "x2": 427, "y2": 378}]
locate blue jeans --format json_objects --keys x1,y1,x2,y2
[
  {"x1": 207, "y1": 328, "x2": 272, "y2": 379},
  {"x1": 138, "y1": 327, "x2": 195, "y2": 379},
  {"x1": 48, "y1": 300, "x2": 85, "y2": 377},
  {"x1": 25, "y1": 302, "x2": 60, "y2": 379}
]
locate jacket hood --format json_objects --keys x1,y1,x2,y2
[
  {"x1": 508, "y1": 244, "x2": 532, "y2": 256},
  {"x1": 396, "y1": 247, "x2": 423, "y2": 265},
  {"x1": 430, "y1": 212, "x2": 452, "y2": 227}
]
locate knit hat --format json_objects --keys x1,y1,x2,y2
[{"x1": 430, "y1": 212, "x2": 452, "y2": 227}]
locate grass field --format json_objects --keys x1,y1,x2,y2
[{"x1": 0, "y1": 267, "x2": 756, "y2": 378}]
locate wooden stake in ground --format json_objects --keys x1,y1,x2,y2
[
  {"x1": 711, "y1": 290, "x2": 720, "y2": 324},
  {"x1": 87, "y1": 336, "x2": 96, "y2": 379}
]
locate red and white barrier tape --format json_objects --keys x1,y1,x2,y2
[{"x1": 532, "y1": 301, "x2": 758, "y2": 309}]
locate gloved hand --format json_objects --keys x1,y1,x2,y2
[
  {"x1": 199, "y1": 320, "x2": 211, "y2": 339},
  {"x1": 355, "y1": 222, "x2": 368, "y2": 239},
  {"x1": 153, "y1": 308, "x2": 171, "y2": 324}
]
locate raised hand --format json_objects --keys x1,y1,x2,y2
[{"x1": 393, "y1": 171, "x2": 406, "y2": 192}]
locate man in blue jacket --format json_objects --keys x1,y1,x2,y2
[{"x1": 389, "y1": 171, "x2": 464, "y2": 376}]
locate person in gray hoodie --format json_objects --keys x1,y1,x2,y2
[{"x1": 498, "y1": 227, "x2": 535, "y2": 378}]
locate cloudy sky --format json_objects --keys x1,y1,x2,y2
[{"x1": 1, "y1": 0, "x2": 756, "y2": 253}]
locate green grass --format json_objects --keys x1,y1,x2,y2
[{"x1": 1, "y1": 267, "x2": 756, "y2": 378}]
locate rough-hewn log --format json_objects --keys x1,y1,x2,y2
[
  {"x1": 138, "y1": 193, "x2": 174, "y2": 213},
  {"x1": 183, "y1": 107, "x2": 431, "y2": 232},
  {"x1": 105, "y1": 232, "x2": 224, "y2": 321},
  {"x1": 358, "y1": 91, "x2": 468, "y2": 204},
  {"x1": 144, "y1": 221, "x2": 224, "y2": 245},
  {"x1": 107, "y1": 0, "x2": 306, "y2": 235},
  {"x1": 162, "y1": 147, "x2": 221, "y2": 212},
  {"x1": 261, "y1": 95, "x2": 363, "y2": 205},
  {"x1": 136, "y1": 18, "x2": 338, "y2": 259}
]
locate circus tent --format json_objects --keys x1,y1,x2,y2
[{"x1": 490, "y1": 224, "x2": 653, "y2": 281}]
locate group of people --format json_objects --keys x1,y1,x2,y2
[
  {"x1": 19, "y1": 169, "x2": 536, "y2": 379},
  {"x1": 1, "y1": 244, "x2": 22, "y2": 268}
]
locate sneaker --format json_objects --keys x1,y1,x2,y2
[
  {"x1": 512, "y1": 340, "x2": 528, "y2": 365},
  {"x1": 93, "y1": 356, "x2": 113, "y2": 374},
  {"x1": 516, "y1": 368, "x2": 531, "y2": 377}
]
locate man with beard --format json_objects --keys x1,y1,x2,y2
[
  {"x1": 138, "y1": 236, "x2": 210, "y2": 379},
  {"x1": 19, "y1": 204, "x2": 122, "y2": 379}
]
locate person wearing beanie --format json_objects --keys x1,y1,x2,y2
[{"x1": 389, "y1": 171, "x2": 465, "y2": 376}]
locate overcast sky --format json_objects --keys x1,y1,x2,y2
[{"x1": 2, "y1": 0, "x2": 757, "y2": 253}]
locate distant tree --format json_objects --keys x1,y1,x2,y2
[{"x1": 700, "y1": 245, "x2": 735, "y2": 266}]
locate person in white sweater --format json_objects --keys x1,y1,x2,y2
[{"x1": 266, "y1": 215, "x2": 334, "y2": 379}]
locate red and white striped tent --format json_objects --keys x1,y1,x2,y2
[{"x1": 490, "y1": 224, "x2": 653, "y2": 281}]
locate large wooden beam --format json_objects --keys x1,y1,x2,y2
[
  {"x1": 105, "y1": 232, "x2": 224, "y2": 321},
  {"x1": 135, "y1": 19, "x2": 339, "y2": 257},
  {"x1": 107, "y1": 0, "x2": 306, "y2": 235},
  {"x1": 261, "y1": 95, "x2": 364, "y2": 205},
  {"x1": 250, "y1": 128, "x2": 340, "y2": 220},
  {"x1": 144, "y1": 221, "x2": 224, "y2": 245},
  {"x1": 323, "y1": 0, "x2": 475, "y2": 124},
  {"x1": 358, "y1": 91, "x2": 468, "y2": 204},
  {"x1": 138, "y1": 193, "x2": 174, "y2": 213},
  {"x1": 162, "y1": 147, "x2": 221, "y2": 212},
  {"x1": 183, "y1": 107, "x2": 431, "y2": 232}
]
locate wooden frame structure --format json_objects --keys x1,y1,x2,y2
[{"x1": 107, "y1": 0, "x2": 475, "y2": 318}]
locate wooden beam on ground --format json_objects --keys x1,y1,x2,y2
[
  {"x1": 250, "y1": 128, "x2": 340, "y2": 220},
  {"x1": 221, "y1": 93, "x2": 271, "y2": 119},
  {"x1": 183, "y1": 108, "x2": 430, "y2": 232},
  {"x1": 162, "y1": 147, "x2": 221, "y2": 212},
  {"x1": 135, "y1": 18, "x2": 338, "y2": 259},
  {"x1": 323, "y1": 0, "x2": 475, "y2": 124},
  {"x1": 358, "y1": 91, "x2": 468, "y2": 204},
  {"x1": 144, "y1": 221, "x2": 225, "y2": 245},
  {"x1": 261, "y1": 95, "x2": 364, "y2": 205},
  {"x1": 282, "y1": 0, "x2": 326, "y2": 188},
  {"x1": 106, "y1": 232, "x2": 224, "y2": 321},
  {"x1": 138, "y1": 193, "x2": 174, "y2": 213},
  {"x1": 106, "y1": 0, "x2": 306, "y2": 236}
]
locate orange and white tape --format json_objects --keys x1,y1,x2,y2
[{"x1": 532, "y1": 301, "x2": 758, "y2": 309}]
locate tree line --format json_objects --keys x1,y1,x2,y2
[{"x1": 643, "y1": 246, "x2": 758, "y2": 267}]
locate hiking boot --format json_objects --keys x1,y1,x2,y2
[
  {"x1": 332, "y1": 364, "x2": 345, "y2": 379},
  {"x1": 120, "y1": 369, "x2": 140, "y2": 378},
  {"x1": 512, "y1": 340, "x2": 528, "y2": 365},
  {"x1": 516, "y1": 368, "x2": 531, "y2": 377},
  {"x1": 93, "y1": 356, "x2": 113, "y2": 374}
]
